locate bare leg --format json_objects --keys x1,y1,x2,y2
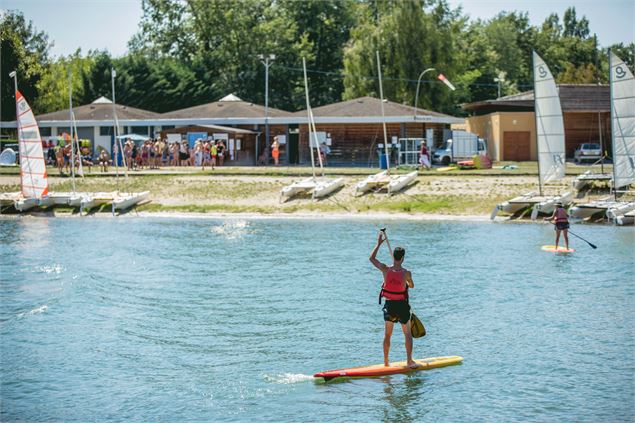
[
  {"x1": 401, "y1": 321, "x2": 417, "y2": 368},
  {"x1": 383, "y1": 321, "x2": 394, "y2": 366},
  {"x1": 555, "y1": 230, "x2": 561, "y2": 249},
  {"x1": 563, "y1": 229, "x2": 569, "y2": 249}
]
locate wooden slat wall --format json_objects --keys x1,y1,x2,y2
[
  {"x1": 563, "y1": 112, "x2": 611, "y2": 157},
  {"x1": 298, "y1": 122, "x2": 448, "y2": 166}
]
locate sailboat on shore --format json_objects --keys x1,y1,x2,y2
[
  {"x1": 280, "y1": 58, "x2": 344, "y2": 200},
  {"x1": 6, "y1": 72, "x2": 49, "y2": 212},
  {"x1": 492, "y1": 52, "x2": 572, "y2": 219},
  {"x1": 570, "y1": 51, "x2": 635, "y2": 223},
  {"x1": 355, "y1": 51, "x2": 417, "y2": 196}
]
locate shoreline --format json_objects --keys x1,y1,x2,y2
[{"x1": 0, "y1": 210, "x2": 495, "y2": 222}]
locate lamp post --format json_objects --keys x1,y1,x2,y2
[
  {"x1": 258, "y1": 54, "x2": 275, "y2": 164},
  {"x1": 494, "y1": 72, "x2": 505, "y2": 99},
  {"x1": 413, "y1": 68, "x2": 436, "y2": 120}
]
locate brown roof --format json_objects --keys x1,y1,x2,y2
[
  {"x1": 35, "y1": 102, "x2": 160, "y2": 121},
  {"x1": 463, "y1": 84, "x2": 610, "y2": 114},
  {"x1": 160, "y1": 99, "x2": 294, "y2": 119},
  {"x1": 295, "y1": 96, "x2": 454, "y2": 118}
]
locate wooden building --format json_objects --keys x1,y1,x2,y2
[
  {"x1": 463, "y1": 85, "x2": 610, "y2": 161},
  {"x1": 292, "y1": 96, "x2": 463, "y2": 166}
]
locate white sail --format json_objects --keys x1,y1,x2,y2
[
  {"x1": 609, "y1": 51, "x2": 635, "y2": 189},
  {"x1": 16, "y1": 90, "x2": 48, "y2": 198},
  {"x1": 533, "y1": 52, "x2": 566, "y2": 187}
]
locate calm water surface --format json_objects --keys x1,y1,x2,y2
[{"x1": 1, "y1": 217, "x2": 634, "y2": 422}]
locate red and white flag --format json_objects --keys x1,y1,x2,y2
[
  {"x1": 16, "y1": 90, "x2": 48, "y2": 198},
  {"x1": 437, "y1": 74, "x2": 456, "y2": 91}
]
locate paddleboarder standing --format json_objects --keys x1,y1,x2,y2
[
  {"x1": 370, "y1": 231, "x2": 418, "y2": 369},
  {"x1": 545, "y1": 202, "x2": 570, "y2": 250}
]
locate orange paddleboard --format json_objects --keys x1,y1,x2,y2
[
  {"x1": 314, "y1": 355, "x2": 463, "y2": 381},
  {"x1": 542, "y1": 245, "x2": 575, "y2": 253}
]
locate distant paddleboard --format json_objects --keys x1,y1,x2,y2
[
  {"x1": 542, "y1": 245, "x2": 575, "y2": 253},
  {"x1": 314, "y1": 356, "x2": 463, "y2": 381}
]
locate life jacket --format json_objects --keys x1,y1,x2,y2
[
  {"x1": 378, "y1": 268, "x2": 408, "y2": 304},
  {"x1": 555, "y1": 207, "x2": 568, "y2": 222}
]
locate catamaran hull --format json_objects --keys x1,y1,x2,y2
[
  {"x1": 530, "y1": 192, "x2": 574, "y2": 219},
  {"x1": 606, "y1": 202, "x2": 635, "y2": 222},
  {"x1": 281, "y1": 178, "x2": 316, "y2": 199},
  {"x1": 616, "y1": 210, "x2": 635, "y2": 226},
  {"x1": 387, "y1": 171, "x2": 418, "y2": 195},
  {"x1": 14, "y1": 197, "x2": 38, "y2": 212},
  {"x1": 313, "y1": 178, "x2": 344, "y2": 198},
  {"x1": 112, "y1": 191, "x2": 150, "y2": 211},
  {"x1": 355, "y1": 171, "x2": 389, "y2": 194}
]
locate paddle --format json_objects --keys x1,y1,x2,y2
[
  {"x1": 379, "y1": 227, "x2": 393, "y2": 258},
  {"x1": 547, "y1": 221, "x2": 598, "y2": 249}
]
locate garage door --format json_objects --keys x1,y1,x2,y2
[{"x1": 503, "y1": 131, "x2": 530, "y2": 161}]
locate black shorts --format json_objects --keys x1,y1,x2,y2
[
  {"x1": 383, "y1": 300, "x2": 410, "y2": 324},
  {"x1": 555, "y1": 222, "x2": 569, "y2": 230}
]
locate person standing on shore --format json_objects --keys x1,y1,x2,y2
[
  {"x1": 369, "y1": 231, "x2": 418, "y2": 369},
  {"x1": 419, "y1": 142, "x2": 431, "y2": 170},
  {"x1": 272, "y1": 138, "x2": 280, "y2": 166},
  {"x1": 210, "y1": 141, "x2": 217, "y2": 170},
  {"x1": 545, "y1": 202, "x2": 570, "y2": 250}
]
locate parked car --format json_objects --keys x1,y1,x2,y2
[{"x1": 573, "y1": 143, "x2": 602, "y2": 164}]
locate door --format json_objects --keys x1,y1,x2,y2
[
  {"x1": 503, "y1": 131, "x2": 530, "y2": 161},
  {"x1": 288, "y1": 125, "x2": 299, "y2": 164}
]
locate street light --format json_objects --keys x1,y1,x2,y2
[
  {"x1": 494, "y1": 72, "x2": 505, "y2": 98},
  {"x1": 258, "y1": 54, "x2": 276, "y2": 164}
]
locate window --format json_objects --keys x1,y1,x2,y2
[
  {"x1": 100, "y1": 126, "x2": 113, "y2": 136},
  {"x1": 39, "y1": 127, "x2": 51, "y2": 136},
  {"x1": 129, "y1": 126, "x2": 149, "y2": 136}
]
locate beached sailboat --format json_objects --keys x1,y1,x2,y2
[
  {"x1": 572, "y1": 51, "x2": 635, "y2": 223},
  {"x1": 492, "y1": 52, "x2": 572, "y2": 219},
  {"x1": 355, "y1": 51, "x2": 417, "y2": 195},
  {"x1": 280, "y1": 59, "x2": 344, "y2": 200},
  {"x1": 606, "y1": 51, "x2": 635, "y2": 224},
  {"x1": 9, "y1": 72, "x2": 49, "y2": 212}
]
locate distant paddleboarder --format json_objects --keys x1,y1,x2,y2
[
  {"x1": 369, "y1": 232, "x2": 418, "y2": 369},
  {"x1": 545, "y1": 202, "x2": 570, "y2": 250}
]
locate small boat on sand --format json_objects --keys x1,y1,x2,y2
[{"x1": 112, "y1": 191, "x2": 150, "y2": 212}]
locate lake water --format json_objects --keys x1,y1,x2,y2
[{"x1": 1, "y1": 216, "x2": 634, "y2": 422}]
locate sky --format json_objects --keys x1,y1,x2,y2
[{"x1": 2, "y1": 0, "x2": 634, "y2": 58}]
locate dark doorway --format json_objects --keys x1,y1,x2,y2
[{"x1": 288, "y1": 125, "x2": 299, "y2": 164}]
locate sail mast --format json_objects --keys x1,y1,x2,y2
[
  {"x1": 68, "y1": 70, "x2": 76, "y2": 193},
  {"x1": 302, "y1": 58, "x2": 317, "y2": 180},
  {"x1": 376, "y1": 51, "x2": 391, "y2": 176},
  {"x1": 532, "y1": 52, "x2": 543, "y2": 196}
]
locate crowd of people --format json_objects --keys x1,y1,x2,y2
[{"x1": 41, "y1": 136, "x2": 230, "y2": 174}]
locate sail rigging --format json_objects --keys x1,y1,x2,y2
[
  {"x1": 532, "y1": 51, "x2": 566, "y2": 193},
  {"x1": 609, "y1": 51, "x2": 635, "y2": 190}
]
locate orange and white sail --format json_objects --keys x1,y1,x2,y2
[{"x1": 16, "y1": 90, "x2": 48, "y2": 198}]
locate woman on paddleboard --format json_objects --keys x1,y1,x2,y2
[
  {"x1": 545, "y1": 202, "x2": 570, "y2": 250},
  {"x1": 369, "y1": 232, "x2": 418, "y2": 369}
]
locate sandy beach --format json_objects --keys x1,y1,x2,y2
[{"x1": 1, "y1": 165, "x2": 595, "y2": 218}]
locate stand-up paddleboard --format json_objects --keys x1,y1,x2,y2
[
  {"x1": 314, "y1": 356, "x2": 463, "y2": 382},
  {"x1": 542, "y1": 245, "x2": 575, "y2": 253}
]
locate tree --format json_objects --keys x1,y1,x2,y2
[{"x1": 0, "y1": 11, "x2": 51, "y2": 120}]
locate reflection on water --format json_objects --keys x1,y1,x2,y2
[{"x1": 0, "y1": 217, "x2": 633, "y2": 422}]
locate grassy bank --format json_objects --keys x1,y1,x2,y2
[{"x1": 6, "y1": 162, "x2": 607, "y2": 216}]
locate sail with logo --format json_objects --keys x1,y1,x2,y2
[
  {"x1": 533, "y1": 51, "x2": 566, "y2": 192},
  {"x1": 603, "y1": 51, "x2": 635, "y2": 225},
  {"x1": 609, "y1": 51, "x2": 635, "y2": 191}
]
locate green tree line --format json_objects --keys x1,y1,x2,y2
[{"x1": 2, "y1": 0, "x2": 634, "y2": 121}]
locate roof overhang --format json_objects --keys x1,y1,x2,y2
[{"x1": 0, "y1": 114, "x2": 463, "y2": 128}]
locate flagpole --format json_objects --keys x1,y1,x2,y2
[{"x1": 69, "y1": 70, "x2": 76, "y2": 193}]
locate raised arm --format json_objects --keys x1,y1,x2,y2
[
  {"x1": 369, "y1": 232, "x2": 387, "y2": 272},
  {"x1": 405, "y1": 270, "x2": 414, "y2": 288}
]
